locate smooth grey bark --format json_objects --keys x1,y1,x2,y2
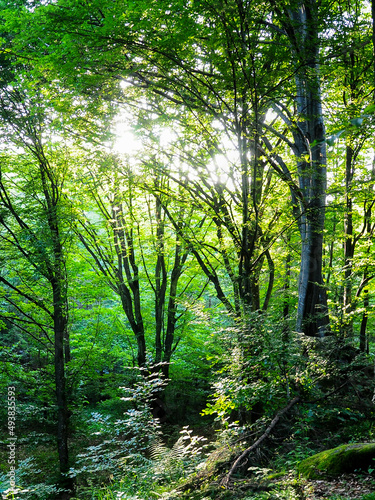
[{"x1": 285, "y1": 1, "x2": 329, "y2": 336}]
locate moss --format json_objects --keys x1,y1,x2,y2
[
  {"x1": 265, "y1": 471, "x2": 286, "y2": 480},
  {"x1": 297, "y1": 443, "x2": 375, "y2": 479}
]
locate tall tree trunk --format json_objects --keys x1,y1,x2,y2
[
  {"x1": 154, "y1": 196, "x2": 167, "y2": 365},
  {"x1": 358, "y1": 162, "x2": 375, "y2": 354},
  {"x1": 112, "y1": 201, "x2": 147, "y2": 367},
  {"x1": 41, "y1": 161, "x2": 73, "y2": 490},
  {"x1": 343, "y1": 145, "x2": 355, "y2": 337},
  {"x1": 162, "y1": 247, "x2": 181, "y2": 378},
  {"x1": 53, "y1": 281, "x2": 70, "y2": 481},
  {"x1": 359, "y1": 287, "x2": 369, "y2": 353},
  {"x1": 288, "y1": 1, "x2": 329, "y2": 336}
]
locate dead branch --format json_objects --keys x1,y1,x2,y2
[{"x1": 221, "y1": 396, "x2": 300, "y2": 488}]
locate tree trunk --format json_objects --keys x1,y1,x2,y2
[
  {"x1": 53, "y1": 283, "x2": 70, "y2": 480},
  {"x1": 154, "y1": 196, "x2": 167, "y2": 365},
  {"x1": 343, "y1": 146, "x2": 355, "y2": 337},
  {"x1": 359, "y1": 287, "x2": 369, "y2": 354},
  {"x1": 51, "y1": 258, "x2": 71, "y2": 488},
  {"x1": 40, "y1": 160, "x2": 73, "y2": 490},
  {"x1": 112, "y1": 202, "x2": 147, "y2": 367},
  {"x1": 288, "y1": 1, "x2": 329, "y2": 336}
]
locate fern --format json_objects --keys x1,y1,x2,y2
[
  {"x1": 150, "y1": 438, "x2": 169, "y2": 461},
  {"x1": 149, "y1": 426, "x2": 207, "y2": 482}
]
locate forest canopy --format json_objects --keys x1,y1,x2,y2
[{"x1": 0, "y1": 0, "x2": 375, "y2": 499}]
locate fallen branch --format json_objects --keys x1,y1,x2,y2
[{"x1": 220, "y1": 396, "x2": 300, "y2": 488}]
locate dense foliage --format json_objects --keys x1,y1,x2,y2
[{"x1": 0, "y1": 0, "x2": 375, "y2": 498}]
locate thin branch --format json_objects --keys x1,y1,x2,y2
[{"x1": 221, "y1": 396, "x2": 300, "y2": 488}]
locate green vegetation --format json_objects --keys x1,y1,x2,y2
[
  {"x1": 0, "y1": 0, "x2": 374, "y2": 498},
  {"x1": 297, "y1": 443, "x2": 375, "y2": 479}
]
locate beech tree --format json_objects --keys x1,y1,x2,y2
[
  {"x1": 7, "y1": 0, "x2": 344, "y2": 336},
  {"x1": 0, "y1": 1, "x2": 374, "y2": 497},
  {"x1": 264, "y1": 0, "x2": 329, "y2": 336},
  {"x1": 0, "y1": 0, "x2": 292, "y2": 323}
]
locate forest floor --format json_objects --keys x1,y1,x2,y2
[
  {"x1": 219, "y1": 473, "x2": 375, "y2": 500},
  {"x1": 303, "y1": 474, "x2": 375, "y2": 499}
]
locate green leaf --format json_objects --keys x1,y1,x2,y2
[
  {"x1": 326, "y1": 129, "x2": 345, "y2": 146},
  {"x1": 349, "y1": 117, "x2": 363, "y2": 128},
  {"x1": 363, "y1": 103, "x2": 375, "y2": 115}
]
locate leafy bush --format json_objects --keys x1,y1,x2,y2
[
  {"x1": 70, "y1": 367, "x2": 166, "y2": 492},
  {"x1": 0, "y1": 457, "x2": 66, "y2": 500}
]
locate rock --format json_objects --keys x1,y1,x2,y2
[{"x1": 297, "y1": 443, "x2": 375, "y2": 479}]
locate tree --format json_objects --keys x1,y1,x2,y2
[
  {"x1": 263, "y1": 0, "x2": 330, "y2": 336},
  {"x1": 319, "y1": 0, "x2": 374, "y2": 344},
  {"x1": 0, "y1": 0, "x2": 294, "y2": 325},
  {"x1": 73, "y1": 154, "x2": 206, "y2": 377},
  {"x1": 0, "y1": 83, "x2": 74, "y2": 490}
]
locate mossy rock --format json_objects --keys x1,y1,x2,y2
[{"x1": 297, "y1": 443, "x2": 375, "y2": 479}]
